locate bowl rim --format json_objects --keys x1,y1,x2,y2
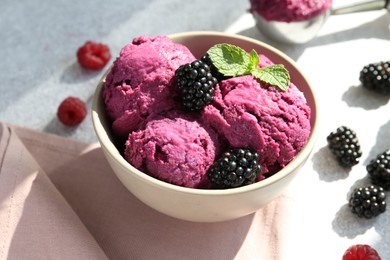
[{"x1": 92, "y1": 31, "x2": 320, "y2": 196}]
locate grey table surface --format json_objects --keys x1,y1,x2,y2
[
  {"x1": 1, "y1": 0, "x2": 390, "y2": 259},
  {"x1": 1, "y1": 0, "x2": 251, "y2": 143}
]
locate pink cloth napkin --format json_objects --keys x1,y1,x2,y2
[{"x1": 0, "y1": 122, "x2": 293, "y2": 260}]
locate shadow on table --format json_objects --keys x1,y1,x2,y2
[
  {"x1": 311, "y1": 145, "x2": 351, "y2": 182},
  {"x1": 44, "y1": 118, "x2": 78, "y2": 137},
  {"x1": 364, "y1": 119, "x2": 390, "y2": 165},
  {"x1": 331, "y1": 176, "x2": 378, "y2": 239},
  {"x1": 236, "y1": 12, "x2": 390, "y2": 61},
  {"x1": 60, "y1": 62, "x2": 104, "y2": 84},
  {"x1": 342, "y1": 84, "x2": 390, "y2": 111},
  {"x1": 331, "y1": 175, "x2": 389, "y2": 260}
]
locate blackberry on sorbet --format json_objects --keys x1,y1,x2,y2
[
  {"x1": 175, "y1": 59, "x2": 217, "y2": 111},
  {"x1": 207, "y1": 148, "x2": 261, "y2": 188},
  {"x1": 327, "y1": 126, "x2": 362, "y2": 168},
  {"x1": 367, "y1": 150, "x2": 390, "y2": 191},
  {"x1": 349, "y1": 185, "x2": 386, "y2": 219}
]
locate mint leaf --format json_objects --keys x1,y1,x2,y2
[
  {"x1": 206, "y1": 43, "x2": 291, "y2": 91},
  {"x1": 207, "y1": 44, "x2": 251, "y2": 77},
  {"x1": 251, "y1": 64, "x2": 290, "y2": 91},
  {"x1": 248, "y1": 49, "x2": 260, "y2": 72}
]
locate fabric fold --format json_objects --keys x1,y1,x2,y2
[{"x1": 0, "y1": 123, "x2": 108, "y2": 260}]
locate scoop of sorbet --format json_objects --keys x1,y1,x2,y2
[
  {"x1": 124, "y1": 112, "x2": 220, "y2": 188},
  {"x1": 201, "y1": 74, "x2": 311, "y2": 176},
  {"x1": 103, "y1": 35, "x2": 195, "y2": 137}
]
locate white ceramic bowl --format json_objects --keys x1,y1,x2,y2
[{"x1": 92, "y1": 31, "x2": 319, "y2": 222}]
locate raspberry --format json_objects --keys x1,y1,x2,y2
[
  {"x1": 359, "y1": 61, "x2": 390, "y2": 94},
  {"x1": 207, "y1": 148, "x2": 262, "y2": 188},
  {"x1": 348, "y1": 185, "x2": 386, "y2": 219},
  {"x1": 175, "y1": 59, "x2": 217, "y2": 111},
  {"x1": 57, "y1": 97, "x2": 87, "y2": 126},
  {"x1": 342, "y1": 244, "x2": 381, "y2": 260},
  {"x1": 77, "y1": 41, "x2": 111, "y2": 70},
  {"x1": 367, "y1": 150, "x2": 390, "y2": 191},
  {"x1": 327, "y1": 126, "x2": 362, "y2": 168}
]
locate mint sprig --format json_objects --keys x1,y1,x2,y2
[
  {"x1": 251, "y1": 64, "x2": 290, "y2": 92},
  {"x1": 207, "y1": 44, "x2": 250, "y2": 77},
  {"x1": 207, "y1": 44, "x2": 290, "y2": 91}
]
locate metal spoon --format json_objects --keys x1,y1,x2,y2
[
  {"x1": 254, "y1": 0, "x2": 390, "y2": 44},
  {"x1": 332, "y1": 0, "x2": 390, "y2": 15}
]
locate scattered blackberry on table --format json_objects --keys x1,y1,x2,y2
[
  {"x1": 207, "y1": 148, "x2": 261, "y2": 188},
  {"x1": 327, "y1": 126, "x2": 362, "y2": 168},
  {"x1": 348, "y1": 185, "x2": 386, "y2": 219},
  {"x1": 367, "y1": 150, "x2": 390, "y2": 191},
  {"x1": 57, "y1": 96, "x2": 87, "y2": 126},
  {"x1": 359, "y1": 61, "x2": 390, "y2": 94},
  {"x1": 175, "y1": 59, "x2": 218, "y2": 111},
  {"x1": 77, "y1": 41, "x2": 111, "y2": 70},
  {"x1": 201, "y1": 54, "x2": 230, "y2": 82},
  {"x1": 342, "y1": 244, "x2": 381, "y2": 260}
]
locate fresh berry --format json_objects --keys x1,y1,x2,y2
[
  {"x1": 367, "y1": 150, "x2": 390, "y2": 191},
  {"x1": 201, "y1": 54, "x2": 230, "y2": 82},
  {"x1": 175, "y1": 59, "x2": 217, "y2": 111},
  {"x1": 57, "y1": 97, "x2": 87, "y2": 126},
  {"x1": 359, "y1": 61, "x2": 390, "y2": 94},
  {"x1": 327, "y1": 126, "x2": 362, "y2": 168},
  {"x1": 348, "y1": 185, "x2": 386, "y2": 219},
  {"x1": 207, "y1": 148, "x2": 262, "y2": 188},
  {"x1": 77, "y1": 41, "x2": 111, "y2": 70},
  {"x1": 342, "y1": 244, "x2": 381, "y2": 260}
]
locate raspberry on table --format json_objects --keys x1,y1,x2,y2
[
  {"x1": 207, "y1": 148, "x2": 262, "y2": 188},
  {"x1": 348, "y1": 185, "x2": 386, "y2": 219},
  {"x1": 77, "y1": 41, "x2": 111, "y2": 70},
  {"x1": 342, "y1": 244, "x2": 381, "y2": 260},
  {"x1": 327, "y1": 126, "x2": 362, "y2": 168},
  {"x1": 175, "y1": 59, "x2": 218, "y2": 111},
  {"x1": 359, "y1": 61, "x2": 390, "y2": 94},
  {"x1": 57, "y1": 97, "x2": 87, "y2": 126},
  {"x1": 367, "y1": 150, "x2": 390, "y2": 191}
]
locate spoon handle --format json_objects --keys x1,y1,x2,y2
[{"x1": 331, "y1": 0, "x2": 389, "y2": 15}]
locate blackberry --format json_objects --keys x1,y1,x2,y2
[
  {"x1": 201, "y1": 54, "x2": 230, "y2": 82},
  {"x1": 175, "y1": 60, "x2": 217, "y2": 111},
  {"x1": 359, "y1": 61, "x2": 390, "y2": 94},
  {"x1": 367, "y1": 150, "x2": 390, "y2": 191},
  {"x1": 207, "y1": 148, "x2": 262, "y2": 188},
  {"x1": 349, "y1": 185, "x2": 386, "y2": 219},
  {"x1": 327, "y1": 126, "x2": 362, "y2": 168}
]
